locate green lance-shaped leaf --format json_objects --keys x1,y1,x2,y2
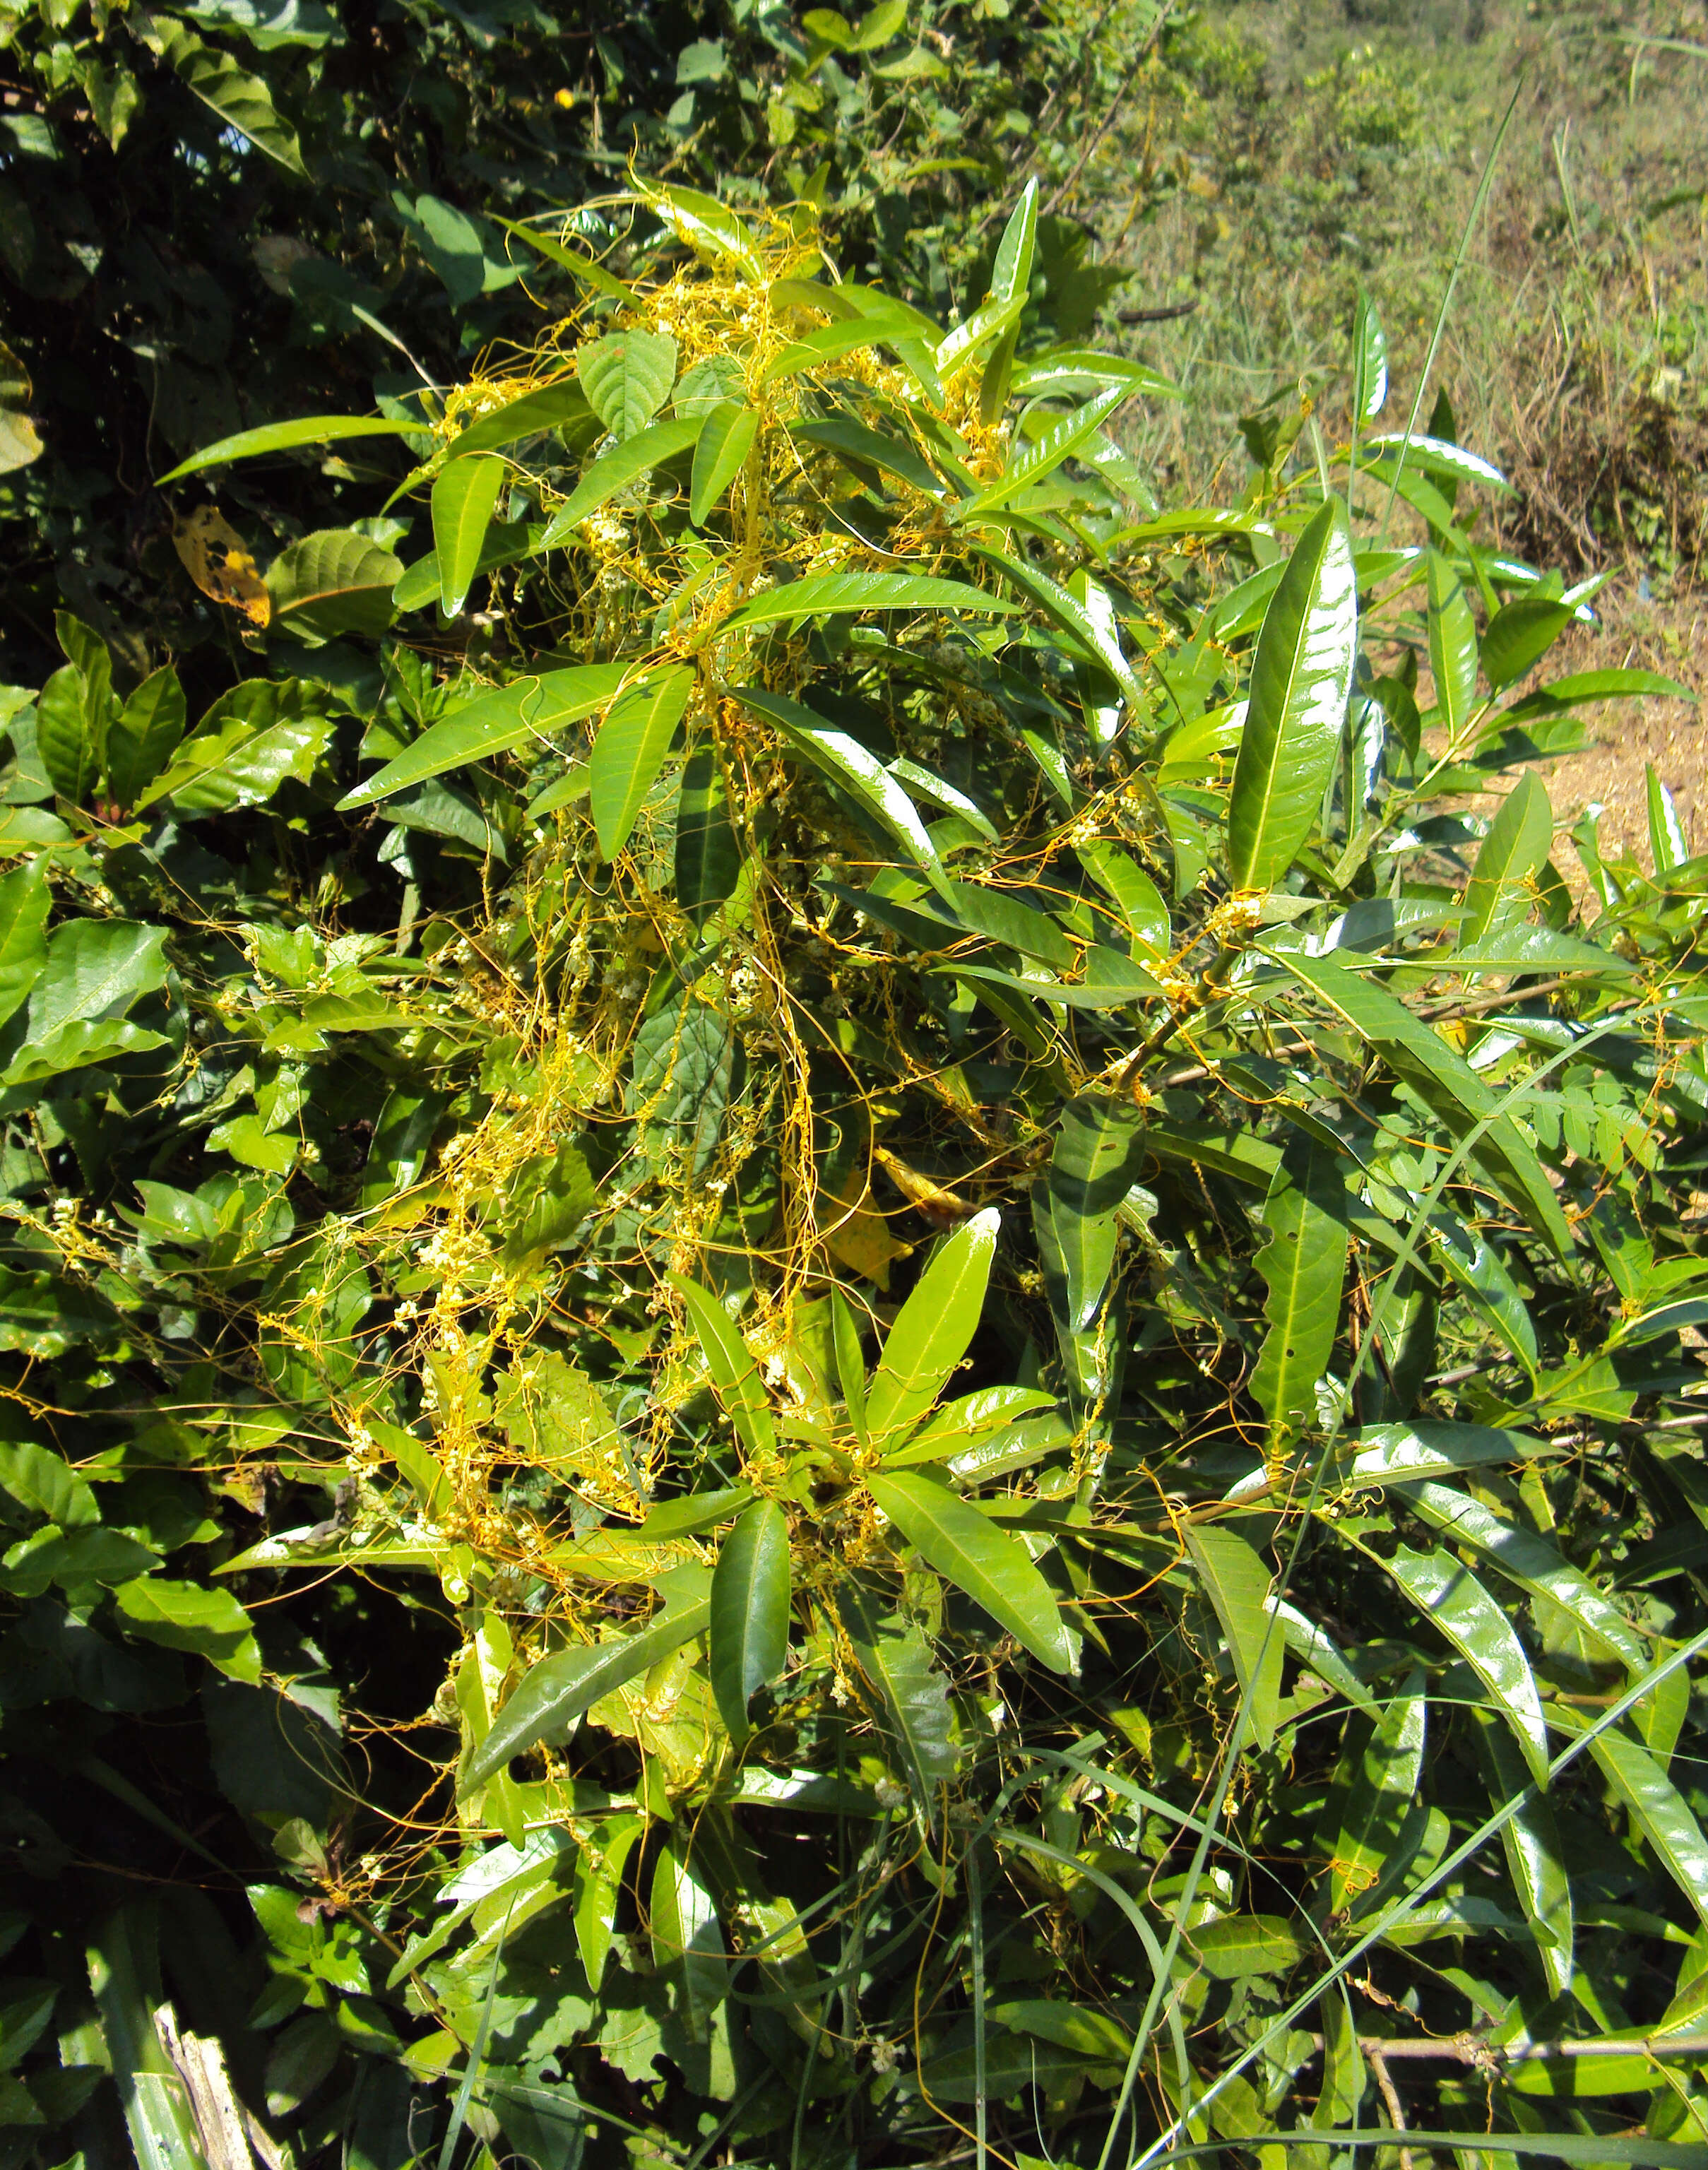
[
  {"x1": 446, "y1": 379, "x2": 590, "y2": 457},
  {"x1": 1227, "y1": 498, "x2": 1358, "y2": 891},
  {"x1": 792, "y1": 417, "x2": 946, "y2": 498},
  {"x1": 1040, "y1": 1094, "x2": 1146, "y2": 1336},
  {"x1": 540, "y1": 414, "x2": 706, "y2": 542},
  {"x1": 432, "y1": 452, "x2": 506, "y2": 617},
  {"x1": 867, "y1": 1471, "x2": 1072, "y2": 1673},
  {"x1": 155, "y1": 413, "x2": 420, "y2": 486},
  {"x1": 866, "y1": 1207, "x2": 1000, "y2": 1442},
  {"x1": 725, "y1": 570, "x2": 1017, "y2": 631},
  {"x1": 990, "y1": 177, "x2": 1039, "y2": 307},
  {"x1": 0, "y1": 858, "x2": 49, "y2": 1034},
  {"x1": 764, "y1": 314, "x2": 919, "y2": 381},
  {"x1": 734, "y1": 686, "x2": 955, "y2": 904},
  {"x1": 590, "y1": 666, "x2": 694, "y2": 859},
  {"x1": 1185, "y1": 1524, "x2": 1283, "y2": 1753},
  {"x1": 1552, "y1": 1706, "x2": 1708, "y2": 1928},
  {"x1": 650, "y1": 1834, "x2": 725, "y2": 2041},
  {"x1": 1650, "y1": 765, "x2": 1690, "y2": 876},
  {"x1": 1331, "y1": 1671, "x2": 1426, "y2": 1914},
  {"x1": 493, "y1": 216, "x2": 638, "y2": 304},
  {"x1": 1378, "y1": 1543, "x2": 1548, "y2": 1781},
  {"x1": 675, "y1": 747, "x2": 742, "y2": 927},
  {"x1": 1483, "y1": 596, "x2": 1574, "y2": 690},
  {"x1": 576, "y1": 328, "x2": 678, "y2": 439},
  {"x1": 834, "y1": 1582, "x2": 961, "y2": 1820},
  {"x1": 1402, "y1": 1479, "x2": 1645, "y2": 1669},
  {"x1": 463, "y1": 1600, "x2": 711, "y2": 1789},
  {"x1": 643, "y1": 181, "x2": 766, "y2": 283},
  {"x1": 340, "y1": 663, "x2": 627, "y2": 810},
  {"x1": 1247, "y1": 1134, "x2": 1350, "y2": 1445},
  {"x1": 1346, "y1": 1420, "x2": 1541, "y2": 1490},
  {"x1": 670, "y1": 1274, "x2": 776, "y2": 1462},
  {"x1": 88, "y1": 1904, "x2": 215, "y2": 2170},
  {"x1": 709, "y1": 1500, "x2": 792, "y2": 1744},
  {"x1": 1425, "y1": 549, "x2": 1478, "y2": 742},
  {"x1": 975, "y1": 543, "x2": 1141, "y2": 705},
  {"x1": 1428, "y1": 1206, "x2": 1538, "y2": 1370},
  {"x1": 1470, "y1": 1705, "x2": 1572, "y2": 1996},
  {"x1": 1458, "y1": 769, "x2": 1551, "y2": 952},
  {"x1": 136, "y1": 12, "x2": 305, "y2": 172},
  {"x1": 689, "y1": 400, "x2": 758, "y2": 526},
  {"x1": 1271, "y1": 944, "x2": 1574, "y2": 1259},
  {"x1": 106, "y1": 666, "x2": 186, "y2": 810},
  {"x1": 954, "y1": 384, "x2": 1130, "y2": 525},
  {"x1": 1351, "y1": 290, "x2": 1387, "y2": 422}
]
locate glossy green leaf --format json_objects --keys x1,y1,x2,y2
[
  {"x1": 492, "y1": 217, "x2": 637, "y2": 304},
  {"x1": 793, "y1": 416, "x2": 944, "y2": 497},
  {"x1": 976, "y1": 543, "x2": 1141, "y2": 704},
  {"x1": 446, "y1": 379, "x2": 591, "y2": 457},
  {"x1": 1459, "y1": 769, "x2": 1551, "y2": 951},
  {"x1": 1227, "y1": 499, "x2": 1358, "y2": 891},
  {"x1": 954, "y1": 385, "x2": 1129, "y2": 524},
  {"x1": 588, "y1": 665, "x2": 693, "y2": 859},
  {"x1": 1471, "y1": 1706, "x2": 1572, "y2": 1996},
  {"x1": 1039, "y1": 1094, "x2": 1145, "y2": 1334},
  {"x1": 725, "y1": 571, "x2": 1015, "y2": 629},
  {"x1": 1428, "y1": 1208, "x2": 1538, "y2": 1368},
  {"x1": 340, "y1": 663, "x2": 627, "y2": 809},
  {"x1": 990, "y1": 178, "x2": 1039, "y2": 306},
  {"x1": 540, "y1": 414, "x2": 706, "y2": 542},
  {"x1": 576, "y1": 328, "x2": 678, "y2": 439},
  {"x1": 106, "y1": 666, "x2": 186, "y2": 810},
  {"x1": 463, "y1": 1600, "x2": 711, "y2": 1789},
  {"x1": 1351, "y1": 290, "x2": 1387, "y2": 422},
  {"x1": 709, "y1": 1500, "x2": 791, "y2": 1743},
  {"x1": 866, "y1": 1208, "x2": 1000, "y2": 1441},
  {"x1": 1650, "y1": 765, "x2": 1690, "y2": 876},
  {"x1": 867, "y1": 1470, "x2": 1072, "y2": 1673},
  {"x1": 431, "y1": 452, "x2": 506, "y2": 617},
  {"x1": 1331, "y1": 1671, "x2": 1426, "y2": 1912},
  {"x1": 764, "y1": 315, "x2": 914, "y2": 381},
  {"x1": 649, "y1": 1834, "x2": 724, "y2": 2039},
  {"x1": 112, "y1": 1577, "x2": 261, "y2": 1682},
  {"x1": 140, "y1": 13, "x2": 305, "y2": 171},
  {"x1": 87, "y1": 1906, "x2": 213, "y2": 2170},
  {"x1": 670, "y1": 1274, "x2": 776, "y2": 1462},
  {"x1": 1272, "y1": 944, "x2": 1574, "y2": 1258},
  {"x1": 156, "y1": 414, "x2": 415, "y2": 485},
  {"x1": 735, "y1": 686, "x2": 954, "y2": 902},
  {"x1": 1363, "y1": 433, "x2": 1512, "y2": 490},
  {"x1": 36, "y1": 662, "x2": 105, "y2": 805},
  {"x1": 1079, "y1": 842, "x2": 1171, "y2": 954},
  {"x1": 1483, "y1": 596, "x2": 1575, "y2": 689},
  {"x1": 1347, "y1": 1420, "x2": 1537, "y2": 1489},
  {"x1": 689, "y1": 399, "x2": 758, "y2": 526},
  {"x1": 1425, "y1": 548, "x2": 1478, "y2": 741},
  {"x1": 1404, "y1": 1479, "x2": 1646, "y2": 1669},
  {"x1": 1248, "y1": 1134, "x2": 1349, "y2": 1444},
  {"x1": 675, "y1": 747, "x2": 742, "y2": 927},
  {"x1": 1185, "y1": 1914, "x2": 1303, "y2": 1980},
  {"x1": 0, "y1": 860, "x2": 48, "y2": 1034},
  {"x1": 644, "y1": 182, "x2": 766, "y2": 282},
  {"x1": 266, "y1": 527, "x2": 401, "y2": 639},
  {"x1": 1555, "y1": 1705, "x2": 1708, "y2": 1927},
  {"x1": 1381, "y1": 1543, "x2": 1548, "y2": 1779},
  {"x1": 1185, "y1": 1524, "x2": 1282, "y2": 1753}
]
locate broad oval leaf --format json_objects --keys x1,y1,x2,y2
[
  {"x1": 1227, "y1": 499, "x2": 1358, "y2": 891},
  {"x1": 689, "y1": 400, "x2": 758, "y2": 526},
  {"x1": 267, "y1": 528, "x2": 401, "y2": 639},
  {"x1": 432, "y1": 452, "x2": 506, "y2": 617},
  {"x1": 107, "y1": 665, "x2": 186, "y2": 810},
  {"x1": 0, "y1": 859, "x2": 48, "y2": 1033},
  {"x1": 708, "y1": 1499, "x2": 791, "y2": 1743},
  {"x1": 1483, "y1": 596, "x2": 1574, "y2": 689},
  {"x1": 576, "y1": 328, "x2": 678, "y2": 439},
  {"x1": 589, "y1": 665, "x2": 694, "y2": 859},
  {"x1": 866, "y1": 1208, "x2": 1000, "y2": 1442},
  {"x1": 462, "y1": 1600, "x2": 711, "y2": 1790},
  {"x1": 867, "y1": 1470, "x2": 1072, "y2": 1673}
]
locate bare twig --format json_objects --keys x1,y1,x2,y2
[
  {"x1": 1042, "y1": 1, "x2": 1174, "y2": 218},
  {"x1": 1366, "y1": 2049, "x2": 1416, "y2": 2170}
]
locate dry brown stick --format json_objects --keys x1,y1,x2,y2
[
  {"x1": 1300, "y1": 2029, "x2": 1708, "y2": 2063},
  {"x1": 1366, "y1": 2049, "x2": 1416, "y2": 2170}
]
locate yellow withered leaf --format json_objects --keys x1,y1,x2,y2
[
  {"x1": 172, "y1": 505, "x2": 272, "y2": 626},
  {"x1": 822, "y1": 1168, "x2": 911, "y2": 1290}
]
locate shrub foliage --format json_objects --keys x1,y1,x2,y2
[{"x1": 1, "y1": 172, "x2": 1707, "y2": 2170}]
